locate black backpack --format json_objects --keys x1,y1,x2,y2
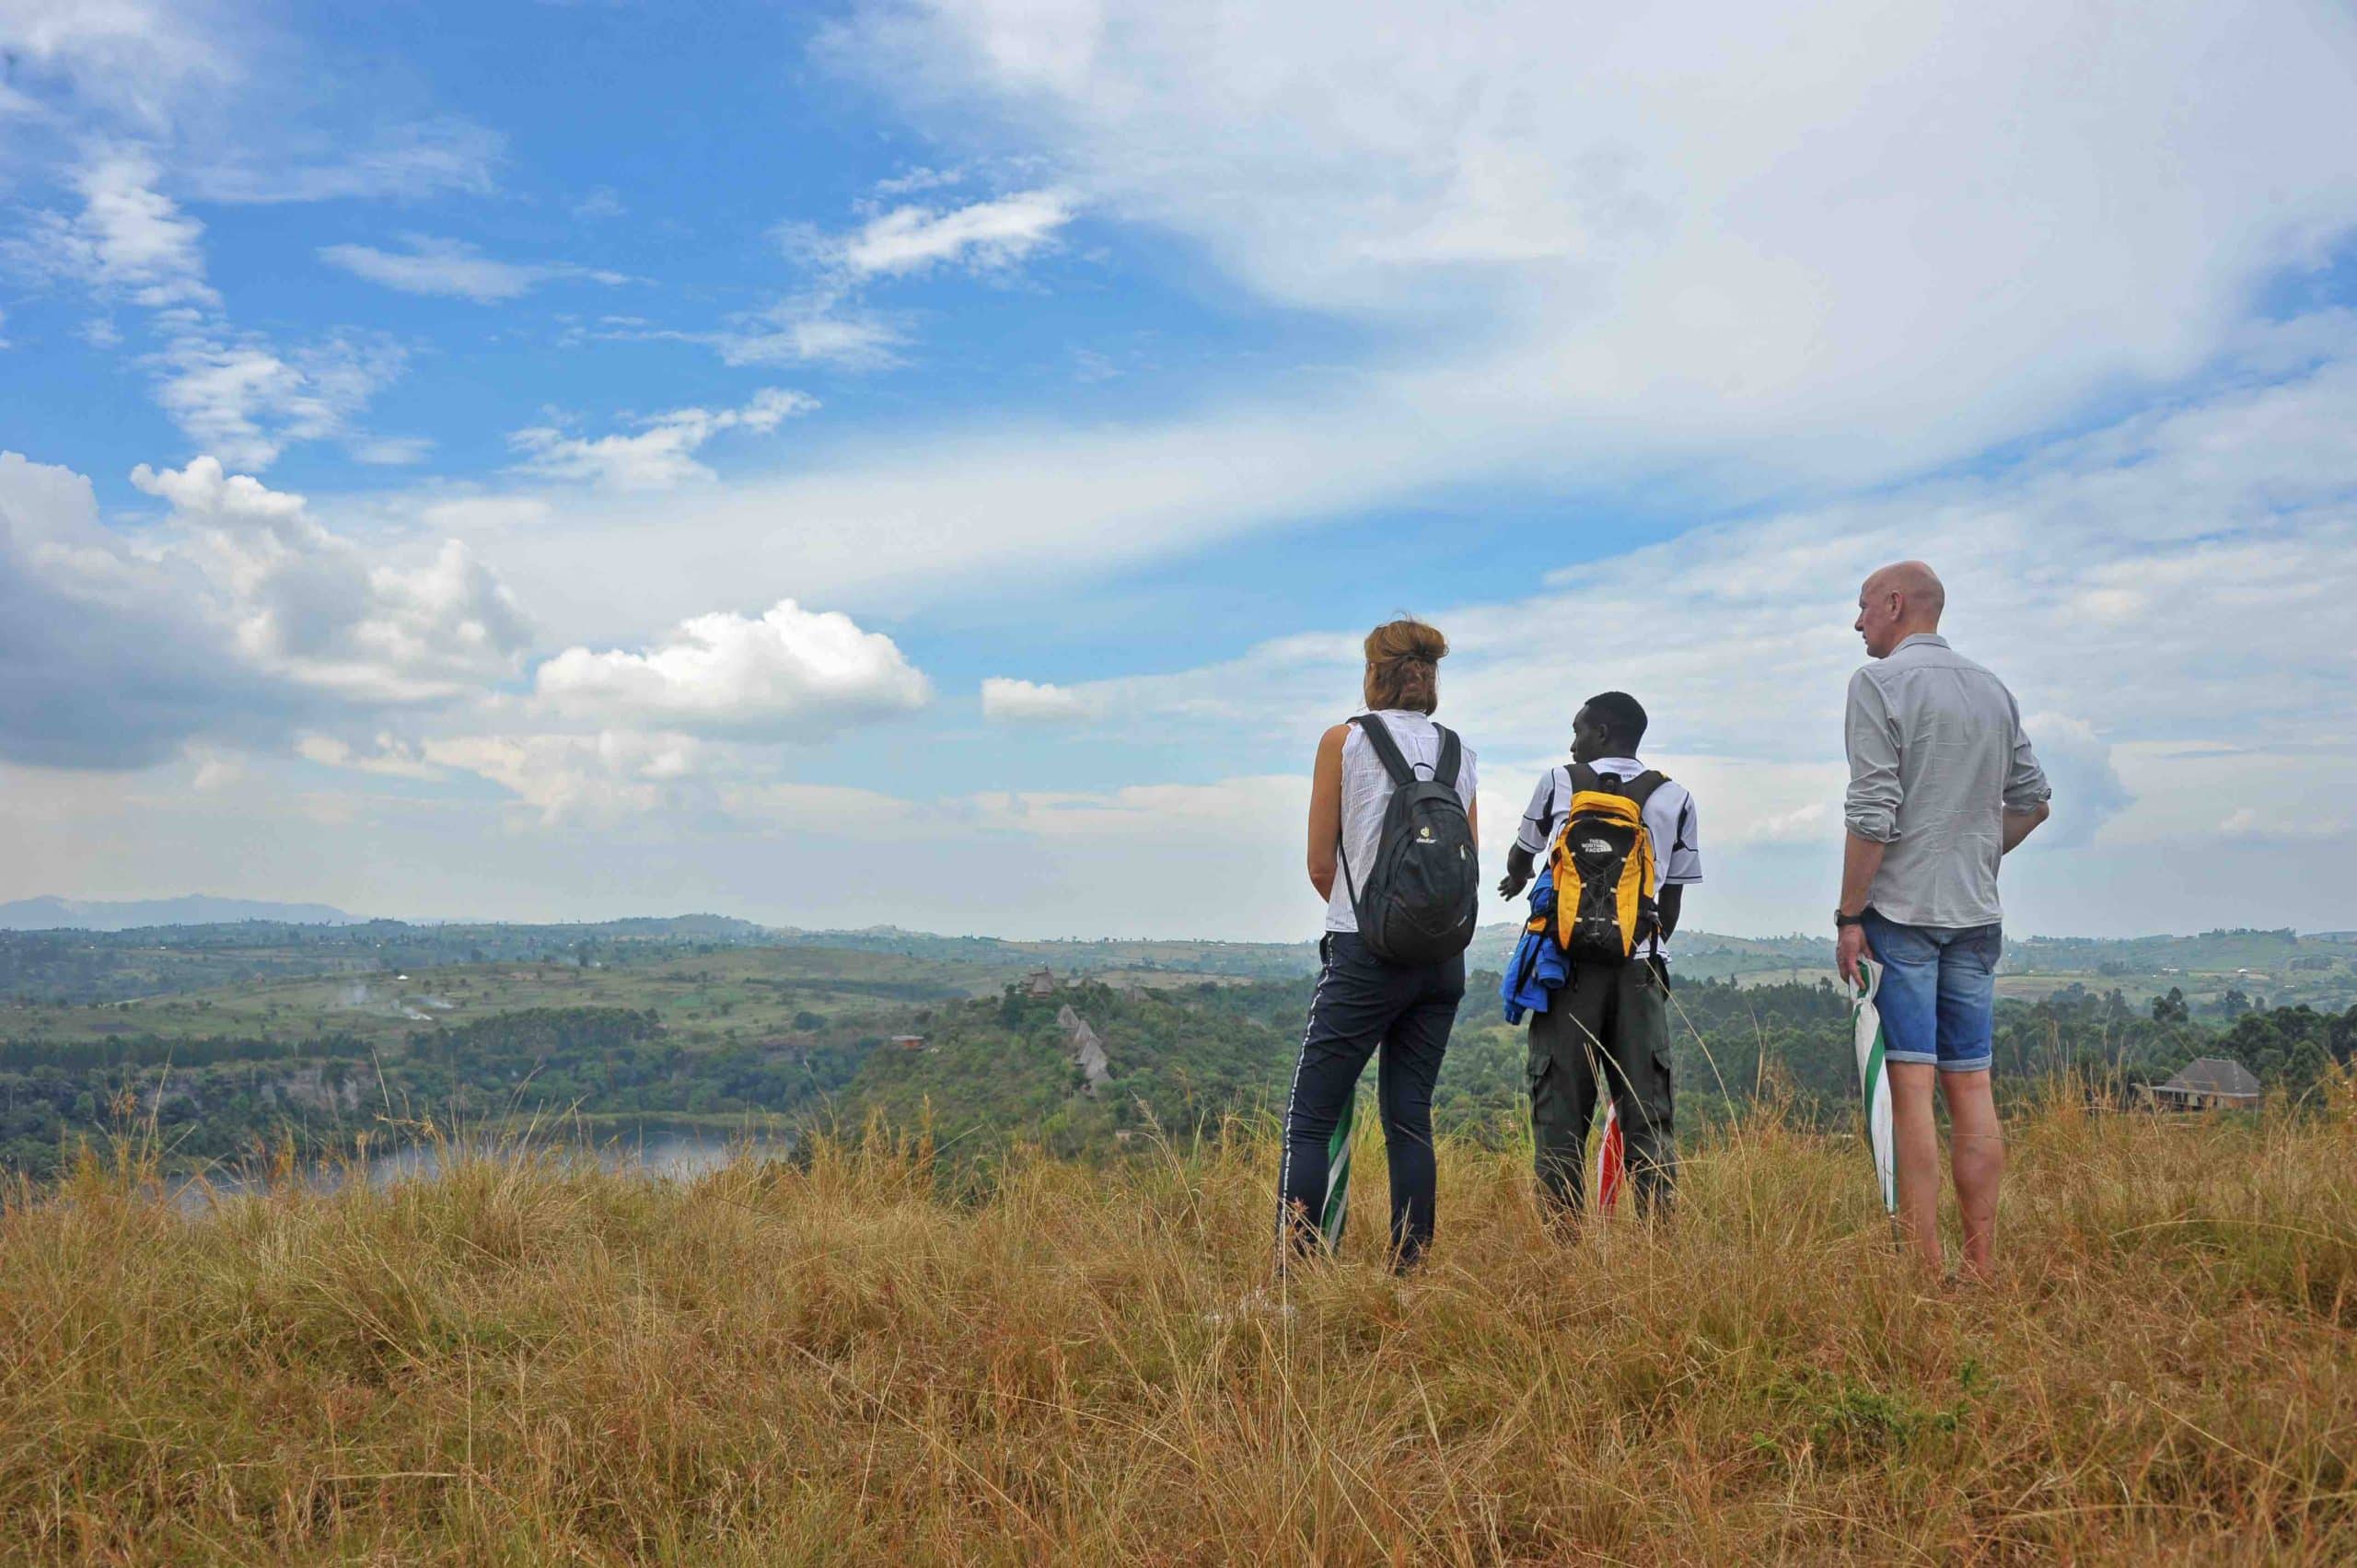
[{"x1": 1338, "y1": 714, "x2": 1480, "y2": 966}]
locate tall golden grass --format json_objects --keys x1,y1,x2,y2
[{"x1": 3, "y1": 1084, "x2": 2352, "y2": 1564}]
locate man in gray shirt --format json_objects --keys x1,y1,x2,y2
[{"x1": 1836, "y1": 561, "x2": 2051, "y2": 1280}]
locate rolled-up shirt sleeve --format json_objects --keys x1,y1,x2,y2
[
  {"x1": 1843, "y1": 668, "x2": 1903, "y2": 842},
  {"x1": 1514, "y1": 772, "x2": 1556, "y2": 856},
  {"x1": 1661, "y1": 791, "x2": 1702, "y2": 884},
  {"x1": 2003, "y1": 700, "x2": 2052, "y2": 812}
]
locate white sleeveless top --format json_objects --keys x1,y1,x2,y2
[{"x1": 1326, "y1": 710, "x2": 1480, "y2": 935}]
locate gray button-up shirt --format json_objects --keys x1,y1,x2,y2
[{"x1": 1844, "y1": 633, "x2": 2050, "y2": 928}]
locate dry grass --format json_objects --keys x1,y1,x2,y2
[{"x1": 3, "y1": 1089, "x2": 2353, "y2": 1565}]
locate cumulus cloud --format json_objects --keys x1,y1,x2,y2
[
  {"x1": 0, "y1": 447, "x2": 528, "y2": 769},
  {"x1": 4, "y1": 444, "x2": 528, "y2": 767},
  {"x1": 127, "y1": 456, "x2": 532, "y2": 703},
  {"x1": 2020, "y1": 714, "x2": 2132, "y2": 848},
  {"x1": 533, "y1": 598, "x2": 931, "y2": 738},
  {"x1": 0, "y1": 450, "x2": 287, "y2": 768},
  {"x1": 980, "y1": 677, "x2": 1103, "y2": 724},
  {"x1": 508, "y1": 388, "x2": 818, "y2": 490},
  {"x1": 319, "y1": 234, "x2": 626, "y2": 303}
]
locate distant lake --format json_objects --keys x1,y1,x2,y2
[{"x1": 177, "y1": 1123, "x2": 795, "y2": 1209}]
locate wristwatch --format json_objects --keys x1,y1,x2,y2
[{"x1": 1834, "y1": 909, "x2": 1870, "y2": 929}]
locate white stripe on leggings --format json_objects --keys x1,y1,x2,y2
[{"x1": 1275, "y1": 950, "x2": 1335, "y2": 1260}]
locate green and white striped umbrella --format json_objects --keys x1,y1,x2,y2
[
  {"x1": 1318, "y1": 1088, "x2": 1356, "y2": 1244},
  {"x1": 1848, "y1": 957, "x2": 1898, "y2": 1214}
]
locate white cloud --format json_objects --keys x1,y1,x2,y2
[
  {"x1": 0, "y1": 452, "x2": 254, "y2": 770},
  {"x1": 150, "y1": 331, "x2": 405, "y2": 470},
  {"x1": 0, "y1": 449, "x2": 532, "y2": 767},
  {"x1": 935, "y1": 331, "x2": 2357, "y2": 936},
  {"x1": 872, "y1": 166, "x2": 965, "y2": 197},
  {"x1": 713, "y1": 298, "x2": 909, "y2": 370},
  {"x1": 6, "y1": 147, "x2": 218, "y2": 308},
  {"x1": 442, "y1": 378, "x2": 1453, "y2": 633},
  {"x1": 295, "y1": 732, "x2": 443, "y2": 780},
  {"x1": 192, "y1": 117, "x2": 503, "y2": 203},
  {"x1": 923, "y1": 327, "x2": 2357, "y2": 761},
  {"x1": 980, "y1": 676, "x2": 1103, "y2": 724},
  {"x1": 129, "y1": 449, "x2": 306, "y2": 521},
  {"x1": 422, "y1": 729, "x2": 704, "y2": 826},
  {"x1": 2020, "y1": 714, "x2": 2131, "y2": 848},
  {"x1": 825, "y1": 0, "x2": 2357, "y2": 481},
  {"x1": 319, "y1": 235, "x2": 623, "y2": 304},
  {"x1": 828, "y1": 188, "x2": 1075, "y2": 278},
  {"x1": 572, "y1": 186, "x2": 626, "y2": 220},
  {"x1": 508, "y1": 387, "x2": 819, "y2": 490},
  {"x1": 712, "y1": 186, "x2": 1069, "y2": 373},
  {"x1": 533, "y1": 598, "x2": 932, "y2": 739},
  {"x1": 349, "y1": 435, "x2": 434, "y2": 466},
  {"x1": 2, "y1": 149, "x2": 406, "y2": 468},
  {"x1": 0, "y1": 0, "x2": 238, "y2": 129},
  {"x1": 972, "y1": 775, "x2": 1302, "y2": 841},
  {"x1": 125, "y1": 456, "x2": 533, "y2": 703}
]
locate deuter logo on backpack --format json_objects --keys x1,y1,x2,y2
[
  {"x1": 1541, "y1": 765, "x2": 1667, "y2": 965},
  {"x1": 1338, "y1": 714, "x2": 1480, "y2": 966}
]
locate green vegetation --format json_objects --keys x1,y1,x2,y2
[
  {"x1": 6, "y1": 1092, "x2": 2351, "y2": 1562},
  {"x1": 5, "y1": 923, "x2": 2355, "y2": 1182}
]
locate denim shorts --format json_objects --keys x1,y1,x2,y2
[{"x1": 1861, "y1": 911, "x2": 2001, "y2": 1074}]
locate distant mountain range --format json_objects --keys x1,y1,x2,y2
[{"x1": 0, "y1": 896, "x2": 358, "y2": 932}]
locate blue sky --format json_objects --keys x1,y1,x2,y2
[{"x1": 4, "y1": 0, "x2": 2356, "y2": 939}]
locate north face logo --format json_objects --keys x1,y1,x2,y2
[{"x1": 1580, "y1": 838, "x2": 1614, "y2": 854}]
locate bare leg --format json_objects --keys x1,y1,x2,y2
[
  {"x1": 1940, "y1": 1069, "x2": 2003, "y2": 1280},
  {"x1": 1887, "y1": 1061, "x2": 1943, "y2": 1272}
]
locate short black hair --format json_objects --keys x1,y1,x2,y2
[{"x1": 1583, "y1": 691, "x2": 1648, "y2": 750}]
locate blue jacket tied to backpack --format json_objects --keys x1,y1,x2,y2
[{"x1": 1500, "y1": 881, "x2": 1569, "y2": 1023}]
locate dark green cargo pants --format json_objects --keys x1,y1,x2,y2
[{"x1": 1527, "y1": 956, "x2": 1677, "y2": 1214}]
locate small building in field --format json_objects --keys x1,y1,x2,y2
[
  {"x1": 1024, "y1": 966, "x2": 1057, "y2": 998},
  {"x1": 888, "y1": 1034, "x2": 927, "y2": 1052},
  {"x1": 2145, "y1": 1057, "x2": 2262, "y2": 1110}
]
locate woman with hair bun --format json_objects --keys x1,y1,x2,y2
[{"x1": 1279, "y1": 618, "x2": 1480, "y2": 1272}]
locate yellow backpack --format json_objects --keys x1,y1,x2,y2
[{"x1": 1539, "y1": 764, "x2": 1666, "y2": 965}]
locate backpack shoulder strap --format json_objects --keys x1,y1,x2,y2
[
  {"x1": 1624, "y1": 770, "x2": 1668, "y2": 808},
  {"x1": 1350, "y1": 713, "x2": 1416, "y2": 786},
  {"x1": 1568, "y1": 761, "x2": 1602, "y2": 795},
  {"x1": 1433, "y1": 726, "x2": 1462, "y2": 790}
]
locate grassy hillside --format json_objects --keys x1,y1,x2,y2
[{"x1": 5, "y1": 1090, "x2": 2351, "y2": 1563}]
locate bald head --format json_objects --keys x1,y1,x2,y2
[{"x1": 1855, "y1": 560, "x2": 1945, "y2": 658}]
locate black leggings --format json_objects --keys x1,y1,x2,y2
[{"x1": 1277, "y1": 932, "x2": 1463, "y2": 1270}]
